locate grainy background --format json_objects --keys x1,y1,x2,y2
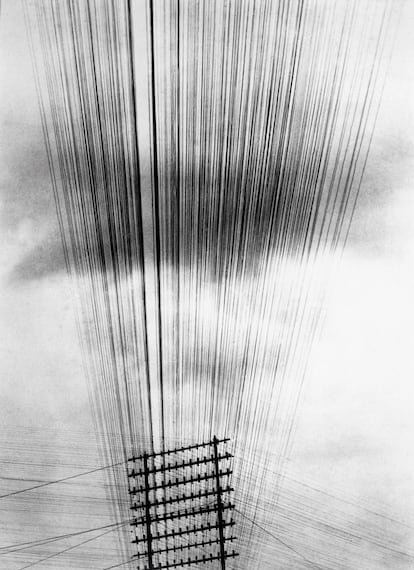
[{"x1": 0, "y1": 1, "x2": 413, "y2": 568}]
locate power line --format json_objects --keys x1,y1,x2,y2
[
  {"x1": 0, "y1": 520, "x2": 128, "y2": 555},
  {"x1": 16, "y1": 523, "x2": 127, "y2": 570},
  {"x1": 236, "y1": 508, "x2": 326, "y2": 570},
  {"x1": 22, "y1": 1, "x2": 402, "y2": 568},
  {"x1": 0, "y1": 460, "x2": 126, "y2": 499}
]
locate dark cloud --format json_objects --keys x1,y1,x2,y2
[
  {"x1": 347, "y1": 115, "x2": 414, "y2": 255},
  {"x1": 9, "y1": 231, "x2": 66, "y2": 283},
  {"x1": 0, "y1": 120, "x2": 56, "y2": 229}
]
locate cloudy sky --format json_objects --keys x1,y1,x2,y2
[{"x1": 1, "y1": 0, "x2": 414, "y2": 568}]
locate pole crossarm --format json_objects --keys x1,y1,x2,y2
[
  {"x1": 130, "y1": 486, "x2": 234, "y2": 510},
  {"x1": 128, "y1": 453, "x2": 232, "y2": 478},
  {"x1": 132, "y1": 502, "x2": 235, "y2": 525},
  {"x1": 129, "y1": 468, "x2": 232, "y2": 494},
  {"x1": 144, "y1": 551, "x2": 239, "y2": 570},
  {"x1": 132, "y1": 520, "x2": 235, "y2": 543},
  {"x1": 128, "y1": 438, "x2": 231, "y2": 462},
  {"x1": 132, "y1": 536, "x2": 237, "y2": 558}
]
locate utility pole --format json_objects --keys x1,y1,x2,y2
[
  {"x1": 213, "y1": 436, "x2": 226, "y2": 570},
  {"x1": 143, "y1": 453, "x2": 154, "y2": 569},
  {"x1": 128, "y1": 437, "x2": 238, "y2": 569}
]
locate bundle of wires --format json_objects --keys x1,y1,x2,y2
[{"x1": 24, "y1": 1, "x2": 400, "y2": 567}]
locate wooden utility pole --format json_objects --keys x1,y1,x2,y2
[
  {"x1": 143, "y1": 452, "x2": 154, "y2": 569},
  {"x1": 213, "y1": 436, "x2": 226, "y2": 569},
  {"x1": 128, "y1": 437, "x2": 238, "y2": 569}
]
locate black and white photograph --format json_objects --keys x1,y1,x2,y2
[{"x1": 0, "y1": 1, "x2": 413, "y2": 568}]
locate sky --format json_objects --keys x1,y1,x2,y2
[
  {"x1": 0, "y1": 0, "x2": 414, "y2": 568},
  {"x1": 292, "y1": 0, "x2": 414, "y2": 524}
]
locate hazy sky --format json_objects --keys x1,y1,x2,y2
[
  {"x1": 292, "y1": 0, "x2": 414, "y2": 523},
  {"x1": 1, "y1": 0, "x2": 414, "y2": 568}
]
